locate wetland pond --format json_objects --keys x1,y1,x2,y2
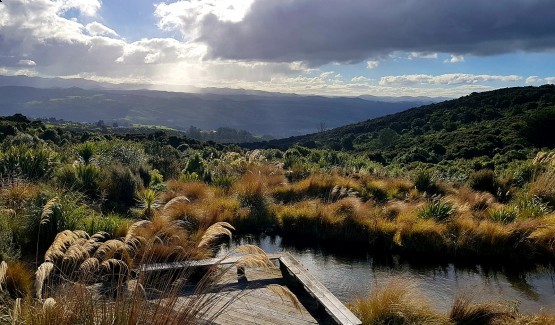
[{"x1": 218, "y1": 234, "x2": 555, "y2": 314}]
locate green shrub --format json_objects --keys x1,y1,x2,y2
[
  {"x1": 0, "y1": 145, "x2": 57, "y2": 180},
  {"x1": 361, "y1": 184, "x2": 388, "y2": 203},
  {"x1": 469, "y1": 169, "x2": 497, "y2": 194},
  {"x1": 54, "y1": 165, "x2": 78, "y2": 189},
  {"x1": 213, "y1": 174, "x2": 236, "y2": 191},
  {"x1": 75, "y1": 164, "x2": 101, "y2": 196},
  {"x1": 76, "y1": 142, "x2": 95, "y2": 165},
  {"x1": 83, "y1": 213, "x2": 131, "y2": 238},
  {"x1": 0, "y1": 210, "x2": 20, "y2": 261},
  {"x1": 513, "y1": 195, "x2": 550, "y2": 219},
  {"x1": 180, "y1": 172, "x2": 201, "y2": 183},
  {"x1": 414, "y1": 170, "x2": 434, "y2": 192},
  {"x1": 488, "y1": 207, "x2": 517, "y2": 224},
  {"x1": 100, "y1": 165, "x2": 142, "y2": 211},
  {"x1": 418, "y1": 198, "x2": 455, "y2": 221},
  {"x1": 149, "y1": 169, "x2": 164, "y2": 187}
]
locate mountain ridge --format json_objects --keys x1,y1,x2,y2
[
  {"x1": 0, "y1": 83, "x2": 424, "y2": 137},
  {"x1": 244, "y1": 85, "x2": 555, "y2": 164}
]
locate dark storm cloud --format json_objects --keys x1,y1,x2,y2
[{"x1": 197, "y1": 0, "x2": 555, "y2": 65}]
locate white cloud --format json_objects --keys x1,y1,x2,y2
[
  {"x1": 366, "y1": 60, "x2": 379, "y2": 69},
  {"x1": 526, "y1": 76, "x2": 543, "y2": 84},
  {"x1": 86, "y1": 22, "x2": 119, "y2": 37},
  {"x1": 351, "y1": 76, "x2": 372, "y2": 83},
  {"x1": 17, "y1": 59, "x2": 36, "y2": 66},
  {"x1": 155, "y1": 0, "x2": 255, "y2": 40},
  {"x1": 546, "y1": 77, "x2": 555, "y2": 84},
  {"x1": 408, "y1": 52, "x2": 438, "y2": 60},
  {"x1": 58, "y1": 0, "x2": 101, "y2": 17},
  {"x1": 379, "y1": 73, "x2": 522, "y2": 86},
  {"x1": 446, "y1": 55, "x2": 465, "y2": 63}
]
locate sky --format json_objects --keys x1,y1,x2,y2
[{"x1": 1, "y1": 0, "x2": 555, "y2": 97}]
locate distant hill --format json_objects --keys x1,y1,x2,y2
[
  {"x1": 0, "y1": 84, "x2": 424, "y2": 137},
  {"x1": 246, "y1": 85, "x2": 555, "y2": 164}
]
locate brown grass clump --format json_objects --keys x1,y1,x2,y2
[
  {"x1": 272, "y1": 174, "x2": 358, "y2": 203},
  {"x1": 448, "y1": 295, "x2": 514, "y2": 325},
  {"x1": 1, "y1": 262, "x2": 34, "y2": 299},
  {"x1": 162, "y1": 180, "x2": 213, "y2": 203},
  {"x1": 529, "y1": 169, "x2": 555, "y2": 206},
  {"x1": 513, "y1": 313, "x2": 555, "y2": 324},
  {"x1": 0, "y1": 180, "x2": 40, "y2": 212},
  {"x1": 349, "y1": 278, "x2": 449, "y2": 325},
  {"x1": 449, "y1": 187, "x2": 498, "y2": 215},
  {"x1": 528, "y1": 214, "x2": 555, "y2": 255}
]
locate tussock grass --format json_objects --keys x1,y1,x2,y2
[
  {"x1": 0, "y1": 262, "x2": 34, "y2": 299},
  {"x1": 162, "y1": 180, "x2": 213, "y2": 203},
  {"x1": 272, "y1": 174, "x2": 358, "y2": 203},
  {"x1": 349, "y1": 278, "x2": 449, "y2": 325},
  {"x1": 448, "y1": 295, "x2": 513, "y2": 324}
]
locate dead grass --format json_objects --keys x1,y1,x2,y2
[
  {"x1": 349, "y1": 277, "x2": 449, "y2": 325},
  {"x1": 161, "y1": 180, "x2": 213, "y2": 203},
  {"x1": 448, "y1": 295, "x2": 514, "y2": 325}
]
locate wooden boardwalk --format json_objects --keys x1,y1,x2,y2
[{"x1": 146, "y1": 253, "x2": 361, "y2": 325}]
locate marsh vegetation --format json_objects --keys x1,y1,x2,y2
[{"x1": 2, "y1": 103, "x2": 555, "y2": 323}]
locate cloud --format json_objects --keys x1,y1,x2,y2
[
  {"x1": 446, "y1": 55, "x2": 465, "y2": 63},
  {"x1": 379, "y1": 74, "x2": 522, "y2": 86},
  {"x1": 366, "y1": 60, "x2": 379, "y2": 69},
  {"x1": 17, "y1": 59, "x2": 37, "y2": 66},
  {"x1": 546, "y1": 77, "x2": 555, "y2": 84},
  {"x1": 408, "y1": 52, "x2": 438, "y2": 60},
  {"x1": 152, "y1": 0, "x2": 555, "y2": 65},
  {"x1": 526, "y1": 76, "x2": 543, "y2": 84},
  {"x1": 351, "y1": 76, "x2": 372, "y2": 83},
  {"x1": 86, "y1": 22, "x2": 119, "y2": 37}
]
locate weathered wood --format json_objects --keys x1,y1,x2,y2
[
  {"x1": 139, "y1": 253, "x2": 281, "y2": 273},
  {"x1": 279, "y1": 253, "x2": 362, "y2": 325},
  {"x1": 145, "y1": 252, "x2": 361, "y2": 325}
]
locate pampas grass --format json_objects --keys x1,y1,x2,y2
[{"x1": 197, "y1": 222, "x2": 235, "y2": 248}]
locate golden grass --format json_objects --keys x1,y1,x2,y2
[
  {"x1": 448, "y1": 295, "x2": 513, "y2": 324},
  {"x1": 349, "y1": 278, "x2": 449, "y2": 325},
  {"x1": 272, "y1": 174, "x2": 359, "y2": 203},
  {"x1": 1, "y1": 262, "x2": 34, "y2": 299},
  {"x1": 197, "y1": 222, "x2": 234, "y2": 248},
  {"x1": 0, "y1": 180, "x2": 40, "y2": 212},
  {"x1": 162, "y1": 180, "x2": 214, "y2": 203}
]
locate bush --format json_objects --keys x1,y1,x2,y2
[
  {"x1": 0, "y1": 210, "x2": 20, "y2": 261},
  {"x1": 469, "y1": 169, "x2": 497, "y2": 194},
  {"x1": 414, "y1": 170, "x2": 434, "y2": 192},
  {"x1": 83, "y1": 213, "x2": 131, "y2": 238},
  {"x1": 75, "y1": 164, "x2": 101, "y2": 197},
  {"x1": 418, "y1": 198, "x2": 455, "y2": 221},
  {"x1": 100, "y1": 165, "x2": 142, "y2": 211},
  {"x1": 513, "y1": 195, "x2": 550, "y2": 219},
  {"x1": 488, "y1": 207, "x2": 517, "y2": 224},
  {"x1": 0, "y1": 145, "x2": 57, "y2": 180}
]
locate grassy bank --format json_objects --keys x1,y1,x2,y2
[{"x1": 348, "y1": 278, "x2": 555, "y2": 325}]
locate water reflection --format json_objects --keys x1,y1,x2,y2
[{"x1": 218, "y1": 234, "x2": 555, "y2": 313}]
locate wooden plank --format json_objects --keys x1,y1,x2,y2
[
  {"x1": 139, "y1": 253, "x2": 281, "y2": 273},
  {"x1": 279, "y1": 253, "x2": 362, "y2": 325}
]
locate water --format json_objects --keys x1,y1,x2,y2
[{"x1": 218, "y1": 234, "x2": 555, "y2": 314}]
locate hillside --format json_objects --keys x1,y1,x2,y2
[
  {"x1": 0, "y1": 85, "x2": 420, "y2": 137},
  {"x1": 247, "y1": 85, "x2": 555, "y2": 164}
]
